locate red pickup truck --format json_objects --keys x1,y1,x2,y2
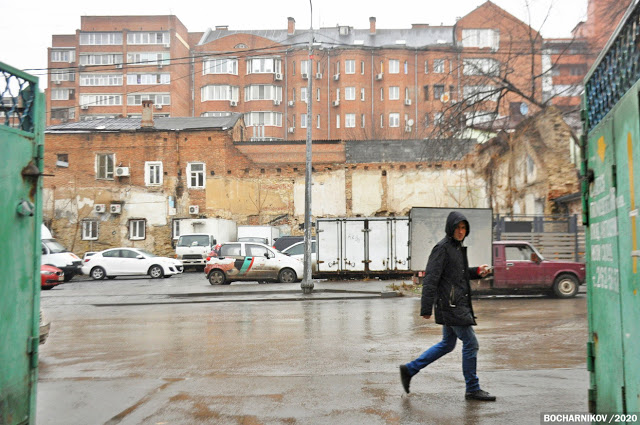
[{"x1": 471, "y1": 241, "x2": 586, "y2": 298}]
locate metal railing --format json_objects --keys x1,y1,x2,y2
[{"x1": 0, "y1": 61, "x2": 39, "y2": 133}]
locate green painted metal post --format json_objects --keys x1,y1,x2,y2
[{"x1": 0, "y1": 61, "x2": 44, "y2": 425}]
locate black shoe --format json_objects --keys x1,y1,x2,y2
[
  {"x1": 399, "y1": 365, "x2": 411, "y2": 394},
  {"x1": 465, "y1": 390, "x2": 496, "y2": 401}
]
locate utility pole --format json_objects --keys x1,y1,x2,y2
[{"x1": 301, "y1": 0, "x2": 314, "y2": 294}]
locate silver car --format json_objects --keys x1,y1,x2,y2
[{"x1": 82, "y1": 248, "x2": 184, "y2": 280}]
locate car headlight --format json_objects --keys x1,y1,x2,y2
[{"x1": 41, "y1": 270, "x2": 55, "y2": 276}]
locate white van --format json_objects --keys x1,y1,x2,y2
[{"x1": 41, "y1": 224, "x2": 82, "y2": 281}]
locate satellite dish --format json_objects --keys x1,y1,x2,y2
[
  {"x1": 407, "y1": 119, "x2": 414, "y2": 126},
  {"x1": 520, "y1": 102, "x2": 529, "y2": 116}
]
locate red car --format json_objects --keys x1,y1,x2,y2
[{"x1": 41, "y1": 264, "x2": 64, "y2": 290}]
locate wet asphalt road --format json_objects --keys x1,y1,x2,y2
[{"x1": 37, "y1": 272, "x2": 589, "y2": 424}]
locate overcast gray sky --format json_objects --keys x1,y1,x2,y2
[{"x1": 3, "y1": 0, "x2": 588, "y2": 88}]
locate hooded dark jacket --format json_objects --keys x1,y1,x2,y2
[{"x1": 420, "y1": 211, "x2": 482, "y2": 326}]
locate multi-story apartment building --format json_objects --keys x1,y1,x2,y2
[{"x1": 46, "y1": 1, "x2": 623, "y2": 138}]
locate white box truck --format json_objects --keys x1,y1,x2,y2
[
  {"x1": 41, "y1": 224, "x2": 83, "y2": 281},
  {"x1": 175, "y1": 218, "x2": 237, "y2": 268},
  {"x1": 237, "y1": 225, "x2": 281, "y2": 246}
]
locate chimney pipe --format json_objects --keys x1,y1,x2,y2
[
  {"x1": 369, "y1": 17, "x2": 376, "y2": 34},
  {"x1": 288, "y1": 17, "x2": 296, "y2": 35},
  {"x1": 141, "y1": 100, "x2": 154, "y2": 128}
]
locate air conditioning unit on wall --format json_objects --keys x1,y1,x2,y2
[
  {"x1": 188, "y1": 205, "x2": 199, "y2": 215},
  {"x1": 115, "y1": 166, "x2": 129, "y2": 177},
  {"x1": 110, "y1": 204, "x2": 122, "y2": 214},
  {"x1": 94, "y1": 204, "x2": 106, "y2": 213}
]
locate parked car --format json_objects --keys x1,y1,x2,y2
[
  {"x1": 39, "y1": 310, "x2": 50, "y2": 345},
  {"x1": 41, "y1": 264, "x2": 64, "y2": 290},
  {"x1": 83, "y1": 251, "x2": 97, "y2": 262},
  {"x1": 204, "y1": 242, "x2": 303, "y2": 285},
  {"x1": 82, "y1": 248, "x2": 184, "y2": 280},
  {"x1": 281, "y1": 240, "x2": 317, "y2": 272},
  {"x1": 273, "y1": 236, "x2": 304, "y2": 252}
]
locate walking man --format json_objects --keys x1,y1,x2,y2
[{"x1": 399, "y1": 211, "x2": 496, "y2": 401}]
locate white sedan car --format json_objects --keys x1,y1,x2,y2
[
  {"x1": 281, "y1": 240, "x2": 317, "y2": 272},
  {"x1": 82, "y1": 248, "x2": 184, "y2": 280}
]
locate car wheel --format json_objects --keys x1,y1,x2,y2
[
  {"x1": 208, "y1": 269, "x2": 226, "y2": 285},
  {"x1": 90, "y1": 266, "x2": 106, "y2": 280},
  {"x1": 552, "y1": 274, "x2": 579, "y2": 298},
  {"x1": 278, "y1": 268, "x2": 297, "y2": 283},
  {"x1": 149, "y1": 265, "x2": 164, "y2": 279}
]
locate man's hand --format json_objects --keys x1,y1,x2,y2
[
  {"x1": 478, "y1": 264, "x2": 492, "y2": 277},
  {"x1": 422, "y1": 315, "x2": 431, "y2": 320}
]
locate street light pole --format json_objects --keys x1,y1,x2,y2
[{"x1": 301, "y1": 0, "x2": 314, "y2": 294}]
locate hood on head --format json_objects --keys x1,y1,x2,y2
[{"x1": 445, "y1": 211, "x2": 470, "y2": 239}]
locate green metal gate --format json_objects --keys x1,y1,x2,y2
[
  {"x1": 0, "y1": 62, "x2": 44, "y2": 424},
  {"x1": 582, "y1": 1, "x2": 640, "y2": 419}
]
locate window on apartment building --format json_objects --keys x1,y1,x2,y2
[
  {"x1": 434, "y1": 112, "x2": 443, "y2": 125},
  {"x1": 361, "y1": 114, "x2": 365, "y2": 128},
  {"x1": 301, "y1": 60, "x2": 310, "y2": 76},
  {"x1": 316, "y1": 114, "x2": 321, "y2": 128},
  {"x1": 336, "y1": 88, "x2": 340, "y2": 101},
  {"x1": 423, "y1": 113, "x2": 429, "y2": 127},
  {"x1": 187, "y1": 162, "x2": 205, "y2": 188},
  {"x1": 423, "y1": 85, "x2": 429, "y2": 101},
  {"x1": 291, "y1": 114, "x2": 296, "y2": 128},
  {"x1": 244, "y1": 85, "x2": 282, "y2": 101},
  {"x1": 345, "y1": 113, "x2": 356, "y2": 128},
  {"x1": 96, "y1": 154, "x2": 114, "y2": 180},
  {"x1": 292, "y1": 61, "x2": 296, "y2": 75},
  {"x1": 80, "y1": 53, "x2": 123, "y2": 66},
  {"x1": 292, "y1": 88, "x2": 296, "y2": 102},
  {"x1": 317, "y1": 88, "x2": 321, "y2": 101},
  {"x1": 79, "y1": 32, "x2": 123, "y2": 45},
  {"x1": 201, "y1": 85, "x2": 239, "y2": 102},
  {"x1": 127, "y1": 73, "x2": 170, "y2": 85},
  {"x1": 244, "y1": 112, "x2": 282, "y2": 127},
  {"x1": 424, "y1": 60, "x2": 428, "y2": 73},
  {"x1": 51, "y1": 108, "x2": 73, "y2": 121},
  {"x1": 56, "y1": 154, "x2": 69, "y2": 167},
  {"x1": 129, "y1": 219, "x2": 146, "y2": 240},
  {"x1": 336, "y1": 115, "x2": 340, "y2": 129},
  {"x1": 380, "y1": 88, "x2": 384, "y2": 101},
  {"x1": 145, "y1": 161, "x2": 163, "y2": 186},
  {"x1": 433, "y1": 59, "x2": 445, "y2": 73},
  {"x1": 433, "y1": 85, "x2": 445, "y2": 100},
  {"x1": 463, "y1": 58, "x2": 500, "y2": 76},
  {"x1": 405, "y1": 87, "x2": 410, "y2": 101},
  {"x1": 127, "y1": 32, "x2": 169, "y2": 45},
  {"x1": 380, "y1": 114, "x2": 384, "y2": 128},
  {"x1": 80, "y1": 73, "x2": 123, "y2": 86},
  {"x1": 345, "y1": 60, "x2": 356, "y2": 74},
  {"x1": 172, "y1": 219, "x2": 181, "y2": 240},
  {"x1": 201, "y1": 111, "x2": 232, "y2": 117},
  {"x1": 335, "y1": 61, "x2": 340, "y2": 76},
  {"x1": 127, "y1": 93, "x2": 171, "y2": 106},
  {"x1": 301, "y1": 113, "x2": 307, "y2": 128},
  {"x1": 404, "y1": 61, "x2": 408, "y2": 74},
  {"x1": 51, "y1": 50, "x2": 75, "y2": 62},
  {"x1": 247, "y1": 57, "x2": 282, "y2": 74},
  {"x1": 461, "y1": 29, "x2": 500, "y2": 50},
  {"x1": 389, "y1": 113, "x2": 400, "y2": 127},
  {"x1": 361, "y1": 88, "x2": 365, "y2": 101},
  {"x1": 389, "y1": 60, "x2": 400, "y2": 74},
  {"x1": 51, "y1": 69, "x2": 76, "y2": 82},
  {"x1": 345, "y1": 87, "x2": 356, "y2": 100},
  {"x1": 361, "y1": 61, "x2": 365, "y2": 74},
  {"x1": 51, "y1": 89, "x2": 71, "y2": 101},
  {"x1": 301, "y1": 87, "x2": 308, "y2": 103},
  {"x1": 463, "y1": 85, "x2": 499, "y2": 103},
  {"x1": 389, "y1": 86, "x2": 400, "y2": 100},
  {"x1": 82, "y1": 220, "x2": 98, "y2": 241},
  {"x1": 127, "y1": 52, "x2": 170, "y2": 66},
  {"x1": 203, "y1": 58, "x2": 238, "y2": 75}
]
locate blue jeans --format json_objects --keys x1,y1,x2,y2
[{"x1": 405, "y1": 325, "x2": 480, "y2": 393}]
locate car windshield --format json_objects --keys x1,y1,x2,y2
[
  {"x1": 177, "y1": 235, "x2": 210, "y2": 247},
  {"x1": 42, "y1": 239, "x2": 67, "y2": 253},
  {"x1": 136, "y1": 249, "x2": 157, "y2": 258}
]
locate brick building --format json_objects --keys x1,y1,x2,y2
[
  {"x1": 43, "y1": 102, "x2": 487, "y2": 254},
  {"x1": 47, "y1": 1, "x2": 619, "y2": 138}
]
